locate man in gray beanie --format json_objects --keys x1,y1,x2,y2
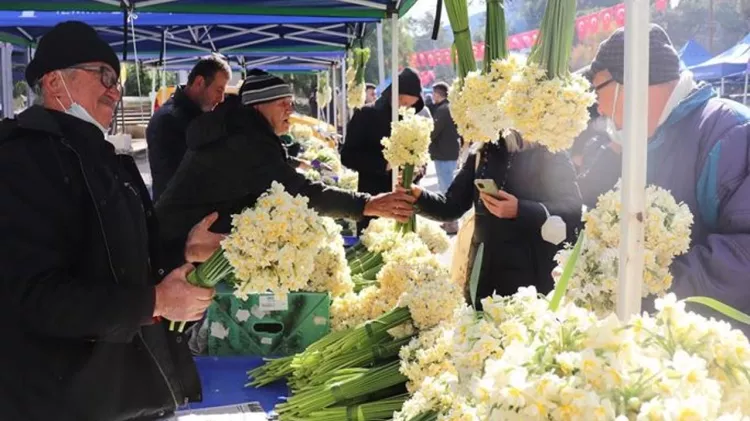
[
  {"x1": 0, "y1": 21, "x2": 225, "y2": 420},
  {"x1": 156, "y1": 69, "x2": 416, "y2": 263},
  {"x1": 582, "y1": 24, "x2": 750, "y2": 336}
]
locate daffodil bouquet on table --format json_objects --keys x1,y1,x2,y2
[
  {"x1": 168, "y1": 181, "x2": 330, "y2": 331},
  {"x1": 248, "y1": 235, "x2": 463, "y2": 419},
  {"x1": 345, "y1": 217, "x2": 450, "y2": 293},
  {"x1": 554, "y1": 183, "x2": 693, "y2": 316},
  {"x1": 380, "y1": 107, "x2": 433, "y2": 233},
  {"x1": 346, "y1": 47, "x2": 370, "y2": 110},
  {"x1": 497, "y1": 0, "x2": 596, "y2": 152},
  {"x1": 396, "y1": 282, "x2": 750, "y2": 421}
]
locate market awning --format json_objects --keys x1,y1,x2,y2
[{"x1": 0, "y1": 0, "x2": 418, "y2": 19}]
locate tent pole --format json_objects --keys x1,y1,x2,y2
[
  {"x1": 0, "y1": 43, "x2": 12, "y2": 118},
  {"x1": 341, "y1": 58, "x2": 348, "y2": 140},
  {"x1": 720, "y1": 77, "x2": 725, "y2": 97},
  {"x1": 377, "y1": 22, "x2": 385, "y2": 85},
  {"x1": 617, "y1": 0, "x2": 649, "y2": 321},
  {"x1": 391, "y1": 13, "x2": 399, "y2": 189},
  {"x1": 26, "y1": 46, "x2": 34, "y2": 108},
  {"x1": 332, "y1": 63, "x2": 338, "y2": 135},
  {"x1": 744, "y1": 72, "x2": 748, "y2": 105}
]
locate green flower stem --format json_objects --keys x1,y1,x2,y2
[
  {"x1": 444, "y1": 0, "x2": 477, "y2": 79},
  {"x1": 483, "y1": 0, "x2": 508, "y2": 73},
  {"x1": 528, "y1": 0, "x2": 577, "y2": 79},
  {"x1": 397, "y1": 164, "x2": 416, "y2": 233},
  {"x1": 409, "y1": 412, "x2": 439, "y2": 421},
  {"x1": 305, "y1": 394, "x2": 409, "y2": 421},
  {"x1": 277, "y1": 361, "x2": 407, "y2": 417},
  {"x1": 349, "y1": 252, "x2": 383, "y2": 275},
  {"x1": 172, "y1": 248, "x2": 233, "y2": 332}
]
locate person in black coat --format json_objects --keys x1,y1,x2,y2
[
  {"x1": 341, "y1": 67, "x2": 425, "y2": 233},
  {"x1": 155, "y1": 70, "x2": 416, "y2": 265},
  {"x1": 0, "y1": 21, "x2": 220, "y2": 421},
  {"x1": 411, "y1": 134, "x2": 583, "y2": 309},
  {"x1": 147, "y1": 56, "x2": 232, "y2": 201}
]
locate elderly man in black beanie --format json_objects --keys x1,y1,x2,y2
[
  {"x1": 155, "y1": 69, "x2": 416, "y2": 265},
  {"x1": 0, "y1": 21, "x2": 224, "y2": 420},
  {"x1": 341, "y1": 67, "x2": 425, "y2": 233},
  {"x1": 582, "y1": 24, "x2": 750, "y2": 336}
]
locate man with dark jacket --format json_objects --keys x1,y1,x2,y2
[
  {"x1": 156, "y1": 69, "x2": 416, "y2": 260},
  {"x1": 429, "y1": 82, "x2": 460, "y2": 194},
  {"x1": 147, "y1": 56, "x2": 231, "y2": 201},
  {"x1": 0, "y1": 21, "x2": 219, "y2": 420},
  {"x1": 341, "y1": 67, "x2": 425, "y2": 233}
]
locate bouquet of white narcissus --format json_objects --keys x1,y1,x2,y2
[
  {"x1": 290, "y1": 123, "x2": 314, "y2": 142},
  {"x1": 395, "y1": 287, "x2": 750, "y2": 421},
  {"x1": 449, "y1": 55, "x2": 524, "y2": 144},
  {"x1": 223, "y1": 181, "x2": 329, "y2": 300},
  {"x1": 305, "y1": 217, "x2": 354, "y2": 297},
  {"x1": 317, "y1": 72, "x2": 332, "y2": 109},
  {"x1": 497, "y1": 0, "x2": 596, "y2": 152},
  {"x1": 554, "y1": 183, "x2": 693, "y2": 316},
  {"x1": 346, "y1": 48, "x2": 370, "y2": 110}
]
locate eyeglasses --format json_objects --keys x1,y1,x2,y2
[
  {"x1": 594, "y1": 79, "x2": 615, "y2": 92},
  {"x1": 69, "y1": 65, "x2": 121, "y2": 90}
]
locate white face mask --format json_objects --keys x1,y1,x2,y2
[
  {"x1": 55, "y1": 71, "x2": 108, "y2": 134},
  {"x1": 605, "y1": 83, "x2": 623, "y2": 145},
  {"x1": 539, "y1": 203, "x2": 567, "y2": 245}
]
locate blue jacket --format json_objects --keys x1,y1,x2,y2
[{"x1": 650, "y1": 84, "x2": 750, "y2": 333}]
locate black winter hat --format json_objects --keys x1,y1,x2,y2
[
  {"x1": 239, "y1": 69, "x2": 293, "y2": 106},
  {"x1": 584, "y1": 24, "x2": 680, "y2": 86},
  {"x1": 381, "y1": 67, "x2": 424, "y2": 112},
  {"x1": 26, "y1": 21, "x2": 120, "y2": 86}
]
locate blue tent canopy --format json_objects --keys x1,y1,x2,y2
[
  {"x1": 689, "y1": 33, "x2": 750, "y2": 81},
  {"x1": 0, "y1": 11, "x2": 369, "y2": 60},
  {"x1": 678, "y1": 39, "x2": 711, "y2": 69},
  {"x1": 0, "y1": 0, "x2": 418, "y2": 19}
]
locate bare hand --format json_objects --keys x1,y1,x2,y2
[
  {"x1": 185, "y1": 212, "x2": 226, "y2": 263},
  {"x1": 153, "y1": 263, "x2": 215, "y2": 321},
  {"x1": 608, "y1": 142, "x2": 622, "y2": 154},
  {"x1": 480, "y1": 191, "x2": 518, "y2": 219},
  {"x1": 363, "y1": 191, "x2": 417, "y2": 222},
  {"x1": 396, "y1": 185, "x2": 422, "y2": 199}
]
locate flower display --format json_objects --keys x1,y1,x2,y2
[
  {"x1": 555, "y1": 183, "x2": 693, "y2": 315},
  {"x1": 381, "y1": 107, "x2": 434, "y2": 168},
  {"x1": 222, "y1": 182, "x2": 328, "y2": 300},
  {"x1": 306, "y1": 217, "x2": 354, "y2": 297}
]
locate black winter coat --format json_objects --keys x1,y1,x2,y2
[
  {"x1": 147, "y1": 86, "x2": 203, "y2": 201},
  {"x1": 155, "y1": 102, "x2": 369, "y2": 267},
  {"x1": 0, "y1": 107, "x2": 200, "y2": 421},
  {"x1": 429, "y1": 100, "x2": 460, "y2": 161},
  {"x1": 417, "y1": 140, "x2": 583, "y2": 308}
]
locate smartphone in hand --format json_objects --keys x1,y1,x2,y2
[{"x1": 474, "y1": 179, "x2": 500, "y2": 197}]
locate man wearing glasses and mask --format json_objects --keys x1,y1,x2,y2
[
  {"x1": 0, "y1": 21, "x2": 223, "y2": 420},
  {"x1": 581, "y1": 24, "x2": 750, "y2": 336}
]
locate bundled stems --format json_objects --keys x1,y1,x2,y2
[
  {"x1": 397, "y1": 164, "x2": 416, "y2": 233},
  {"x1": 170, "y1": 248, "x2": 232, "y2": 332},
  {"x1": 444, "y1": 0, "x2": 477, "y2": 78},
  {"x1": 528, "y1": 0, "x2": 577, "y2": 79},
  {"x1": 484, "y1": 0, "x2": 508, "y2": 72},
  {"x1": 305, "y1": 394, "x2": 410, "y2": 421}
]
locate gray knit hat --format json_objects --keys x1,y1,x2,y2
[
  {"x1": 239, "y1": 69, "x2": 293, "y2": 105},
  {"x1": 585, "y1": 24, "x2": 680, "y2": 86}
]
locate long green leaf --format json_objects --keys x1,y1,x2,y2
[
  {"x1": 469, "y1": 243, "x2": 484, "y2": 308},
  {"x1": 549, "y1": 230, "x2": 585, "y2": 311},
  {"x1": 684, "y1": 296, "x2": 750, "y2": 325}
]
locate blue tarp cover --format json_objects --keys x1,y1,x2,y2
[{"x1": 678, "y1": 39, "x2": 711, "y2": 69}]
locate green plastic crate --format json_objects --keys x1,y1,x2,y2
[{"x1": 206, "y1": 288, "x2": 331, "y2": 357}]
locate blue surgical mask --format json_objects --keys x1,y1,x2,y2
[
  {"x1": 56, "y1": 71, "x2": 108, "y2": 134},
  {"x1": 605, "y1": 83, "x2": 623, "y2": 145}
]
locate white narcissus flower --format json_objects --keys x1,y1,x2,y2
[{"x1": 381, "y1": 107, "x2": 434, "y2": 168}]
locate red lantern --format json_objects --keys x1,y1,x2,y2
[
  {"x1": 577, "y1": 19, "x2": 588, "y2": 40},
  {"x1": 655, "y1": 0, "x2": 667, "y2": 11},
  {"x1": 427, "y1": 53, "x2": 436, "y2": 67},
  {"x1": 588, "y1": 16, "x2": 599, "y2": 34},
  {"x1": 615, "y1": 5, "x2": 626, "y2": 26},
  {"x1": 600, "y1": 10, "x2": 613, "y2": 30},
  {"x1": 531, "y1": 31, "x2": 539, "y2": 44},
  {"x1": 418, "y1": 53, "x2": 427, "y2": 67},
  {"x1": 521, "y1": 34, "x2": 532, "y2": 49},
  {"x1": 509, "y1": 36, "x2": 520, "y2": 50},
  {"x1": 478, "y1": 42, "x2": 485, "y2": 58},
  {"x1": 409, "y1": 54, "x2": 418, "y2": 68},
  {"x1": 472, "y1": 43, "x2": 479, "y2": 57}
]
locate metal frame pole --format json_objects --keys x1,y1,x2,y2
[
  {"x1": 377, "y1": 22, "x2": 386, "y2": 85},
  {"x1": 616, "y1": 0, "x2": 650, "y2": 320},
  {"x1": 341, "y1": 58, "x2": 347, "y2": 139},
  {"x1": 0, "y1": 43, "x2": 14, "y2": 118},
  {"x1": 390, "y1": 13, "x2": 399, "y2": 189}
]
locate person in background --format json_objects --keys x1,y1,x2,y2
[
  {"x1": 424, "y1": 93, "x2": 436, "y2": 115},
  {"x1": 409, "y1": 133, "x2": 582, "y2": 308},
  {"x1": 341, "y1": 67, "x2": 425, "y2": 233},
  {"x1": 156, "y1": 69, "x2": 416, "y2": 265},
  {"x1": 365, "y1": 83, "x2": 378, "y2": 105},
  {"x1": 428, "y1": 82, "x2": 461, "y2": 234},
  {"x1": 583, "y1": 24, "x2": 750, "y2": 335},
  {"x1": 147, "y1": 56, "x2": 232, "y2": 201},
  {"x1": 0, "y1": 21, "x2": 221, "y2": 420}
]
